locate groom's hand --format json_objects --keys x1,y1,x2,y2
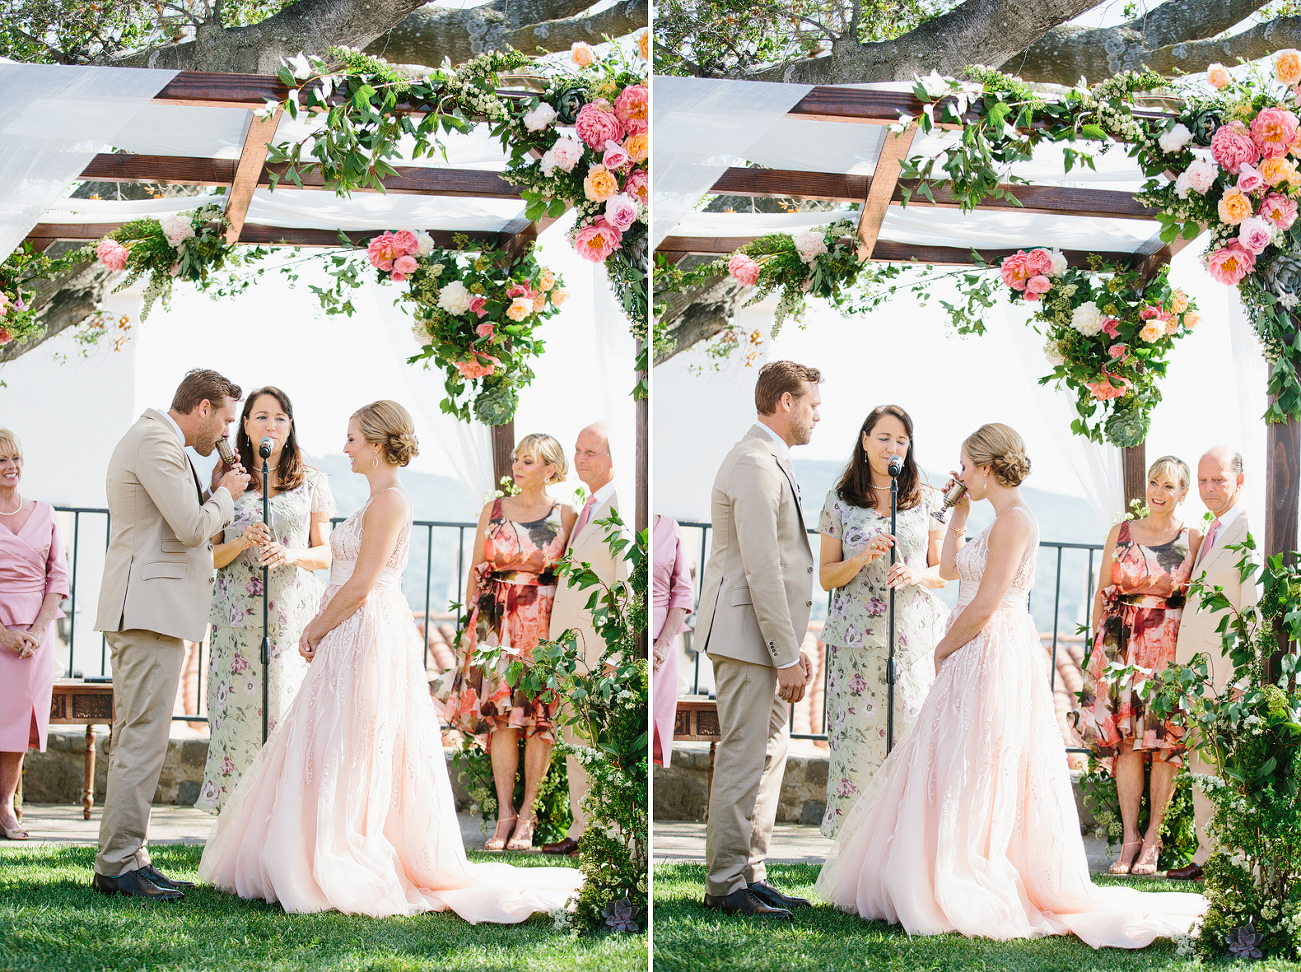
[{"x1": 776, "y1": 660, "x2": 807, "y2": 704}]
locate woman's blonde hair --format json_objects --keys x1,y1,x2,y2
[
  {"x1": 351, "y1": 400, "x2": 419, "y2": 467},
  {"x1": 514, "y1": 432, "x2": 567, "y2": 484},
  {"x1": 0, "y1": 428, "x2": 21, "y2": 459},
  {"x1": 1148, "y1": 455, "x2": 1191, "y2": 492},
  {"x1": 964, "y1": 423, "x2": 1032, "y2": 487}
]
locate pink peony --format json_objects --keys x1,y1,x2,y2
[
  {"x1": 613, "y1": 84, "x2": 648, "y2": 135},
  {"x1": 999, "y1": 251, "x2": 1034, "y2": 291},
  {"x1": 550, "y1": 137, "x2": 584, "y2": 173},
  {"x1": 390, "y1": 271, "x2": 407, "y2": 283},
  {"x1": 1239, "y1": 215, "x2": 1274, "y2": 254},
  {"x1": 729, "y1": 253, "x2": 760, "y2": 287},
  {"x1": 1251, "y1": 106, "x2": 1299, "y2": 159},
  {"x1": 1108, "y1": 343, "x2": 1129, "y2": 360},
  {"x1": 393, "y1": 255, "x2": 418, "y2": 274},
  {"x1": 1025, "y1": 274, "x2": 1052, "y2": 297},
  {"x1": 575, "y1": 99, "x2": 625, "y2": 150},
  {"x1": 604, "y1": 193, "x2": 639, "y2": 232},
  {"x1": 1025, "y1": 248, "x2": 1053, "y2": 276},
  {"x1": 792, "y1": 230, "x2": 828, "y2": 264},
  {"x1": 96, "y1": 239, "x2": 128, "y2": 272},
  {"x1": 1102, "y1": 318, "x2": 1120, "y2": 337},
  {"x1": 1212, "y1": 120, "x2": 1261, "y2": 174},
  {"x1": 1238, "y1": 164, "x2": 1267, "y2": 194},
  {"x1": 468, "y1": 296, "x2": 488, "y2": 319},
  {"x1": 476, "y1": 321, "x2": 494, "y2": 338},
  {"x1": 624, "y1": 167, "x2": 649, "y2": 204},
  {"x1": 392, "y1": 230, "x2": 419, "y2": 254},
  {"x1": 367, "y1": 232, "x2": 403, "y2": 271},
  {"x1": 1206, "y1": 240, "x2": 1258, "y2": 285},
  {"x1": 1261, "y1": 192, "x2": 1299, "y2": 229},
  {"x1": 574, "y1": 218, "x2": 622, "y2": 262},
  {"x1": 602, "y1": 139, "x2": 631, "y2": 172}
]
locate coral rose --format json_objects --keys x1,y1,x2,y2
[
  {"x1": 96, "y1": 239, "x2": 128, "y2": 272},
  {"x1": 1212, "y1": 120, "x2": 1261, "y2": 174},
  {"x1": 583, "y1": 165, "x2": 619, "y2": 202},
  {"x1": 1259, "y1": 155, "x2": 1297, "y2": 186},
  {"x1": 1206, "y1": 240, "x2": 1257, "y2": 285},
  {"x1": 1207, "y1": 64, "x2": 1231, "y2": 89},
  {"x1": 1278, "y1": 50, "x2": 1301, "y2": 86},
  {"x1": 1108, "y1": 343, "x2": 1129, "y2": 360},
  {"x1": 475, "y1": 321, "x2": 494, "y2": 338},
  {"x1": 573, "y1": 220, "x2": 622, "y2": 262},
  {"x1": 0, "y1": 328, "x2": 12, "y2": 345},
  {"x1": 571, "y1": 42, "x2": 596, "y2": 68},
  {"x1": 455, "y1": 353, "x2": 500, "y2": 380},
  {"x1": 367, "y1": 231, "x2": 403, "y2": 271},
  {"x1": 614, "y1": 84, "x2": 648, "y2": 135},
  {"x1": 729, "y1": 253, "x2": 761, "y2": 287},
  {"x1": 1085, "y1": 377, "x2": 1129, "y2": 401},
  {"x1": 1025, "y1": 275, "x2": 1052, "y2": 298},
  {"x1": 393, "y1": 255, "x2": 418, "y2": 274},
  {"x1": 624, "y1": 132, "x2": 648, "y2": 164},
  {"x1": 575, "y1": 99, "x2": 624, "y2": 150},
  {"x1": 1217, "y1": 187, "x2": 1253, "y2": 225},
  {"x1": 507, "y1": 297, "x2": 534, "y2": 321},
  {"x1": 1261, "y1": 192, "x2": 1299, "y2": 229},
  {"x1": 1251, "y1": 106, "x2": 1299, "y2": 159}
]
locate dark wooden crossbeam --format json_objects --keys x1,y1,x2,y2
[{"x1": 25, "y1": 221, "x2": 501, "y2": 250}]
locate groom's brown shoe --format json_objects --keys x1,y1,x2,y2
[
  {"x1": 747, "y1": 880, "x2": 812, "y2": 910},
  {"x1": 92, "y1": 870, "x2": 183, "y2": 901},
  {"x1": 1165, "y1": 864, "x2": 1205, "y2": 881},
  {"x1": 703, "y1": 888, "x2": 793, "y2": 918}
]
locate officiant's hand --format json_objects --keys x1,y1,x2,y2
[
  {"x1": 240, "y1": 522, "x2": 272, "y2": 551},
  {"x1": 258, "y1": 541, "x2": 295, "y2": 569}
]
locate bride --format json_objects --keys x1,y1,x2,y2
[
  {"x1": 815, "y1": 423, "x2": 1206, "y2": 948},
  {"x1": 198, "y1": 401, "x2": 582, "y2": 922}
]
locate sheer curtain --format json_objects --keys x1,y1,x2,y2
[
  {"x1": 366, "y1": 279, "x2": 494, "y2": 503},
  {"x1": 1002, "y1": 300, "x2": 1126, "y2": 523},
  {"x1": 0, "y1": 63, "x2": 178, "y2": 262},
  {"x1": 591, "y1": 266, "x2": 637, "y2": 522}
]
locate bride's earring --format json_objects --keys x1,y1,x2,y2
[
  {"x1": 982, "y1": 473, "x2": 988, "y2": 492},
  {"x1": 372, "y1": 451, "x2": 379, "y2": 469}
]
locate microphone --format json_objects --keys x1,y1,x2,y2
[
  {"x1": 887, "y1": 454, "x2": 904, "y2": 478},
  {"x1": 258, "y1": 437, "x2": 274, "y2": 459}
]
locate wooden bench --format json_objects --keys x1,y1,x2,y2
[{"x1": 20, "y1": 680, "x2": 115, "y2": 821}]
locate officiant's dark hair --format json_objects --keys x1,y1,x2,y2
[
  {"x1": 835, "y1": 405, "x2": 922, "y2": 512},
  {"x1": 237, "y1": 386, "x2": 307, "y2": 493}
]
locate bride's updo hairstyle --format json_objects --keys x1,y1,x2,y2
[
  {"x1": 514, "y1": 433, "x2": 568, "y2": 485},
  {"x1": 352, "y1": 400, "x2": 420, "y2": 467},
  {"x1": 964, "y1": 423, "x2": 1032, "y2": 487}
]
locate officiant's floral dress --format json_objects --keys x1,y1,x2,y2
[
  {"x1": 198, "y1": 469, "x2": 336, "y2": 813},
  {"x1": 1072, "y1": 521, "x2": 1193, "y2": 774},
  {"x1": 443, "y1": 498, "x2": 568, "y2": 743},
  {"x1": 818, "y1": 487, "x2": 948, "y2": 837}
]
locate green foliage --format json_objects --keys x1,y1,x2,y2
[
  {"x1": 0, "y1": 241, "x2": 94, "y2": 350},
  {"x1": 450, "y1": 738, "x2": 573, "y2": 847}
]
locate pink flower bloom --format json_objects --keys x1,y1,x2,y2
[
  {"x1": 1206, "y1": 240, "x2": 1257, "y2": 285},
  {"x1": 1251, "y1": 106, "x2": 1299, "y2": 159},
  {"x1": 507, "y1": 284, "x2": 530, "y2": 298},
  {"x1": 570, "y1": 41, "x2": 596, "y2": 68},
  {"x1": 368, "y1": 232, "x2": 402, "y2": 271},
  {"x1": 1085, "y1": 375, "x2": 1131, "y2": 401},
  {"x1": 613, "y1": 84, "x2": 648, "y2": 135},
  {"x1": 551, "y1": 137, "x2": 584, "y2": 173},
  {"x1": 602, "y1": 139, "x2": 631, "y2": 172},
  {"x1": 575, "y1": 99, "x2": 625, "y2": 150},
  {"x1": 0, "y1": 328, "x2": 10, "y2": 345},
  {"x1": 1239, "y1": 215, "x2": 1274, "y2": 254},
  {"x1": 1108, "y1": 343, "x2": 1129, "y2": 360},
  {"x1": 1025, "y1": 274, "x2": 1052, "y2": 297},
  {"x1": 1212, "y1": 120, "x2": 1261, "y2": 174},
  {"x1": 1261, "y1": 192, "x2": 1299, "y2": 229},
  {"x1": 729, "y1": 253, "x2": 760, "y2": 287},
  {"x1": 393, "y1": 255, "x2": 418, "y2": 274},
  {"x1": 475, "y1": 321, "x2": 494, "y2": 337},
  {"x1": 573, "y1": 218, "x2": 622, "y2": 262},
  {"x1": 1102, "y1": 318, "x2": 1120, "y2": 337},
  {"x1": 454, "y1": 352, "x2": 500, "y2": 380},
  {"x1": 604, "y1": 193, "x2": 638, "y2": 232},
  {"x1": 1025, "y1": 248, "x2": 1053, "y2": 276},
  {"x1": 999, "y1": 251, "x2": 1033, "y2": 291},
  {"x1": 390, "y1": 271, "x2": 407, "y2": 283},
  {"x1": 96, "y1": 239, "x2": 128, "y2": 272},
  {"x1": 468, "y1": 296, "x2": 488, "y2": 319},
  {"x1": 1238, "y1": 164, "x2": 1267, "y2": 193},
  {"x1": 624, "y1": 167, "x2": 649, "y2": 205},
  {"x1": 392, "y1": 230, "x2": 419, "y2": 254}
]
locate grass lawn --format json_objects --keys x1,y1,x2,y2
[
  {"x1": 0, "y1": 845, "x2": 647, "y2": 972},
  {"x1": 653, "y1": 862, "x2": 1301, "y2": 972}
]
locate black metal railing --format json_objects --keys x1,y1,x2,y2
[
  {"x1": 675, "y1": 520, "x2": 1103, "y2": 748},
  {"x1": 53, "y1": 507, "x2": 477, "y2": 725}
]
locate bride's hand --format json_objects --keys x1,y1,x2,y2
[
  {"x1": 945, "y1": 473, "x2": 971, "y2": 517},
  {"x1": 299, "y1": 623, "x2": 323, "y2": 661}
]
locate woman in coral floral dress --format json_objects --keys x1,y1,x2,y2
[
  {"x1": 443, "y1": 433, "x2": 575, "y2": 852},
  {"x1": 1073, "y1": 456, "x2": 1201, "y2": 877}
]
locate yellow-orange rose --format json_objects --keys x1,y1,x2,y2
[
  {"x1": 625, "y1": 132, "x2": 648, "y2": 164},
  {"x1": 507, "y1": 297, "x2": 533, "y2": 321},
  {"x1": 1184, "y1": 312, "x2": 1202, "y2": 329},
  {"x1": 1171, "y1": 291, "x2": 1189, "y2": 313},
  {"x1": 571, "y1": 42, "x2": 595, "y2": 68},
  {"x1": 1164, "y1": 316, "x2": 1180, "y2": 336},
  {"x1": 584, "y1": 165, "x2": 618, "y2": 202},
  {"x1": 1261, "y1": 156, "x2": 1298, "y2": 186},
  {"x1": 1140, "y1": 321, "x2": 1165, "y2": 343},
  {"x1": 1217, "y1": 187, "x2": 1253, "y2": 224},
  {"x1": 551, "y1": 289, "x2": 569, "y2": 306},
  {"x1": 1278, "y1": 49, "x2": 1301, "y2": 86},
  {"x1": 538, "y1": 268, "x2": 555, "y2": 292},
  {"x1": 637, "y1": 28, "x2": 649, "y2": 61},
  {"x1": 1207, "y1": 63, "x2": 1231, "y2": 89},
  {"x1": 532, "y1": 294, "x2": 547, "y2": 312}
]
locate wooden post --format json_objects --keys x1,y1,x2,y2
[
  {"x1": 636, "y1": 340, "x2": 648, "y2": 536},
  {"x1": 855, "y1": 123, "x2": 917, "y2": 261},
  {"x1": 1122, "y1": 444, "x2": 1147, "y2": 511},
  {"x1": 1266, "y1": 384, "x2": 1300, "y2": 565},
  {"x1": 491, "y1": 422, "x2": 515, "y2": 492}
]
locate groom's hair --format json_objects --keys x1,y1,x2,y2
[
  {"x1": 172, "y1": 369, "x2": 242, "y2": 414},
  {"x1": 755, "y1": 361, "x2": 822, "y2": 415}
]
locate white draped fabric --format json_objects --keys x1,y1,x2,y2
[
  {"x1": 0, "y1": 63, "x2": 178, "y2": 263},
  {"x1": 591, "y1": 264, "x2": 638, "y2": 521}
]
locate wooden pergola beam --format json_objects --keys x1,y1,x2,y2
[
  {"x1": 225, "y1": 107, "x2": 282, "y2": 243},
  {"x1": 857, "y1": 123, "x2": 916, "y2": 260},
  {"x1": 26, "y1": 221, "x2": 500, "y2": 250}
]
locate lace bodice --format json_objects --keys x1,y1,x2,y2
[
  {"x1": 327, "y1": 488, "x2": 410, "y2": 588},
  {"x1": 955, "y1": 507, "x2": 1039, "y2": 609}
]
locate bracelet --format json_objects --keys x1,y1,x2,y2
[{"x1": 949, "y1": 525, "x2": 965, "y2": 536}]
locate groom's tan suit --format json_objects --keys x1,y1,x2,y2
[
  {"x1": 1175, "y1": 502, "x2": 1258, "y2": 866},
  {"x1": 698, "y1": 423, "x2": 814, "y2": 897},
  {"x1": 94, "y1": 409, "x2": 234, "y2": 876}
]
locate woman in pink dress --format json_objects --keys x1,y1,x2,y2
[
  {"x1": 198, "y1": 403, "x2": 582, "y2": 920},
  {"x1": 816, "y1": 425, "x2": 1205, "y2": 949},
  {"x1": 0, "y1": 428, "x2": 70, "y2": 840},
  {"x1": 652, "y1": 514, "x2": 692, "y2": 767},
  {"x1": 1073, "y1": 456, "x2": 1200, "y2": 876},
  {"x1": 442, "y1": 433, "x2": 575, "y2": 852}
]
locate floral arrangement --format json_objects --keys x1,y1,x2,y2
[
  {"x1": 91, "y1": 204, "x2": 238, "y2": 320},
  {"x1": 0, "y1": 267, "x2": 37, "y2": 348},
  {"x1": 998, "y1": 249, "x2": 1200, "y2": 446},
  {"x1": 352, "y1": 230, "x2": 566, "y2": 425}
]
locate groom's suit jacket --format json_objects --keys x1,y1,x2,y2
[
  {"x1": 95, "y1": 409, "x2": 234, "y2": 643},
  {"x1": 696, "y1": 423, "x2": 814, "y2": 669},
  {"x1": 1175, "y1": 507, "x2": 1259, "y2": 692}
]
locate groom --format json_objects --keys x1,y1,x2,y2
[
  {"x1": 698, "y1": 361, "x2": 819, "y2": 918},
  {"x1": 94, "y1": 369, "x2": 248, "y2": 899}
]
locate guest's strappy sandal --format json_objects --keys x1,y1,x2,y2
[
  {"x1": 506, "y1": 815, "x2": 537, "y2": 851},
  {"x1": 1132, "y1": 840, "x2": 1162, "y2": 876},
  {"x1": 1108, "y1": 839, "x2": 1141, "y2": 875},
  {"x1": 484, "y1": 815, "x2": 517, "y2": 851}
]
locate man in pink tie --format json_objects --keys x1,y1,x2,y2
[{"x1": 1167, "y1": 446, "x2": 1259, "y2": 881}]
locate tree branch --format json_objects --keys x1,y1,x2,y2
[
  {"x1": 1120, "y1": 0, "x2": 1269, "y2": 51},
  {"x1": 507, "y1": 0, "x2": 649, "y2": 59},
  {"x1": 0, "y1": 256, "x2": 112, "y2": 364}
]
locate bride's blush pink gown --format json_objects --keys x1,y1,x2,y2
[
  {"x1": 198, "y1": 488, "x2": 583, "y2": 921},
  {"x1": 815, "y1": 507, "x2": 1206, "y2": 949}
]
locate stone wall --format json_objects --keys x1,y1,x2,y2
[{"x1": 21, "y1": 728, "x2": 476, "y2": 809}]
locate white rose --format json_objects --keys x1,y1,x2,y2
[
  {"x1": 437, "y1": 280, "x2": 473, "y2": 316},
  {"x1": 160, "y1": 213, "x2": 195, "y2": 249},
  {"x1": 413, "y1": 231, "x2": 435, "y2": 258},
  {"x1": 523, "y1": 102, "x2": 558, "y2": 132},
  {"x1": 792, "y1": 230, "x2": 828, "y2": 264},
  {"x1": 1048, "y1": 249, "x2": 1067, "y2": 277},
  {"x1": 551, "y1": 137, "x2": 583, "y2": 173},
  {"x1": 412, "y1": 321, "x2": 430, "y2": 345},
  {"x1": 1044, "y1": 340, "x2": 1065, "y2": 366},
  {"x1": 1158, "y1": 122, "x2": 1193, "y2": 154},
  {"x1": 1070, "y1": 301, "x2": 1104, "y2": 336},
  {"x1": 1184, "y1": 156, "x2": 1217, "y2": 194},
  {"x1": 539, "y1": 149, "x2": 558, "y2": 177}
]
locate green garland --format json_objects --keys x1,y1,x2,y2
[{"x1": 0, "y1": 242, "x2": 95, "y2": 350}]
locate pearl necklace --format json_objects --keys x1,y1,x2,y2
[{"x1": 0, "y1": 494, "x2": 22, "y2": 515}]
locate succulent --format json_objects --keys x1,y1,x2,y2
[
  {"x1": 1263, "y1": 253, "x2": 1301, "y2": 308},
  {"x1": 602, "y1": 894, "x2": 641, "y2": 933},
  {"x1": 1186, "y1": 107, "x2": 1222, "y2": 147},
  {"x1": 1226, "y1": 922, "x2": 1264, "y2": 960},
  {"x1": 473, "y1": 376, "x2": 519, "y2": 425},
  {"x1": 1103, "y1": 398, "x2": 1150, "y2": 448},
  {"x1": 552, "y1": 84, "x2": 588, "y2": 125}
]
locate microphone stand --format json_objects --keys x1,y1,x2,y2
[
  {"x1": 886, "y1": 461, "x2": 900, "y2": 754},
  {"x1": 259, "y1": 446, "x2": 271, "y2": 744}
]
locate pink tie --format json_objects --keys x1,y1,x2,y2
[
  {"x1": 1198, "y1": 518, "x2": 1221, "y2": 568},
  {"x1": 575, "y1": 496, "x2": 597, "y2": 537}
]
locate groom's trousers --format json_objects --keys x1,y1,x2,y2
[
  {"x1": 705, "y1": 655, "x2": 790, "y2": 898},
  {"x1": 95, "y1": 629, "x2": 185, "y2": 876}
]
